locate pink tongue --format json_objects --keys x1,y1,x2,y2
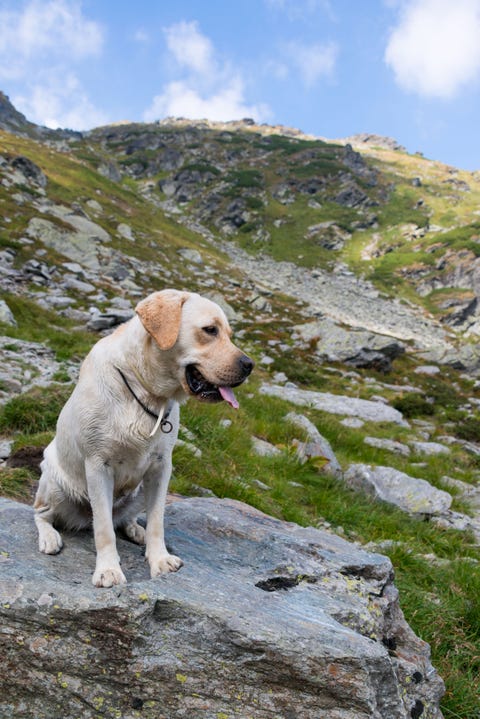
[{"x1": 219, "y1": 386, "x2": 239, "y2": 409}]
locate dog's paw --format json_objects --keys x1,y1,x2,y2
[
  {"x1": 38, "y1": 526, "x2": 63, "y2": 555},
  {"x1": 149, "y1": 553, "x2": 184, "y2": 578},
  {"x1": 92, "y1": 566, "x2": 127, "y2": 588},
  {"x1": 123, "y1": 520, "x2": 146, "y2": 545}
]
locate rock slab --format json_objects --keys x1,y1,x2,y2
[
  {"x1": 0, "y1": 497, "x2": 444, "y2": 719},
  {"x1": 260, "y1": 383, "x2": 408, "y2": 425},
  {"x1": 344, "y1": 464, "x2": 452, "y2": 516}
]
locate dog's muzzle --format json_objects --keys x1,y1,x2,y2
[{"x1": 185, "y1": 354, "x2": 254, "y2": 408}]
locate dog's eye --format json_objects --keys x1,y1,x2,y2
[{"x1": 203, "y1": 325, "x2": 218, "y2": 336}]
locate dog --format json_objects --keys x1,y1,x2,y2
[{"x1": 33, "y1": 289, "x2": 254, "y2": 587}]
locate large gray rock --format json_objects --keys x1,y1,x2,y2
[
  {"x1": 260, "y1": 383, "x2": 408, "y2": 425},
  {"x1": 26, "y1": 217, "x2": 108, "y2": 272},
  {"x1": 293, "y1": 318, "x2": 405, "y2": 372},
  {"x1": 0, "y1": 497, "x2": 443, "y2": 719},
  {"x1": 411, "y1": 441, "x2": 451, "y2": 456},
  {"x1": 26, "y1": 216, "x2": 134, "y2": 284},
  {"x1": 86, "y1": 307, "x2": 134, "y2": 331},
  {"x1": 344, "y1": 464, "x2": 452, "y2": 516},
  {"x1": 10, "y1": 156, "x2": 47, "y2": 188}
]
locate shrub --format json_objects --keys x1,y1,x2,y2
[
  {"x1": 393, "y1": 393, "x2": 435, "y2": 418},
  {"x1": 455, "y1": 416, "x2": 480, "y2": 443},
  {"x1": 245, "y1": 195, "x2": 264, "y2": 210},
  {"x1": 228, "y1": 169, "x2": 263, "y2": 188}
]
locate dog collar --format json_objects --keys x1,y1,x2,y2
[{"x1": 116, "y1": 367, "x2": 174, "y2": 434}]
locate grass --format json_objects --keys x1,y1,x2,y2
[
  {"x1": 0, "y1": 466, "x2": 37, "y2": 502},
  {"x1": 0, "y1": 293, "x2": 95, "y2": 362},
  {"x1": 392, "y1": 551, "x2": 480, "y2": 719},
  {"x1": 0, "y1": 384, "x2": 72, "y2": 434}
]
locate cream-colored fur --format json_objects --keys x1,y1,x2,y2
[{"x1": 34, "y1": 289, "x2": 253, "y2": 587}]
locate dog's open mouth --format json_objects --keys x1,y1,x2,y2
[{"x1": 185, "y1": 364, "x2": 239, "y2": 409}]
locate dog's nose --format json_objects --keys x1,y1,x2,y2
[{"x1": 239, "y1": 354, "x2": 254, "y2": 376}]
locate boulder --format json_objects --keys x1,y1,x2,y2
[
  {"x1": 87, "y1": 308, "x2": 134, "y2": 331},
  {"x1": 364, "y1": 437, "x2": 411, "y2": 457},
  {"x1": 333, "y1": 181, "x2": 373, "y2": 208},
  {"x1": 411, "y1": 441, "x2": 451, "y2": 456},
  {"x1": 293, "y1": 319, "x2": 405, "y2": 372},
  {"x1": 286, "y1": 411, "x2": 342, "y2": 475},
  {"x1": 177, "y1": 248, "x2": 203, "y2": 264},
  {"x1": 10, "y1": 156, "x2": 47, "y2": 188},
  {"x1": 0, "y1": 299, "x2": 16, "y2": 326},
  {"x1": 97, "y1": 161, "x2": 122, "y2": 182},
  {"x1": 252, "y1": 436, "x2": 281, "y2": 456},
  {"x1": 344, "y1": 464, "x2": 452, "y2": 516},
  {"x1": 0, "y1": 496, "x2": 444, "y2": 719},
  {"x1": 117, "y1": 223, "x2": 135, "y2": 241},
  {"x1": 260, "y1": 383, "x2": 408, "y2": 425}
]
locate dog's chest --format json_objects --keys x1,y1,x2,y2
[{"x1": 110, "y1": 439, "x2": 167, "y2": 498}]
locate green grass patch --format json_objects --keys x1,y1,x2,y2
[
  {"x1": 183, "y1": 161, "x2": 221, "y2": 175},
  {"x1": 0, "y1": 385, "x2": 71, "y2": 434},
  {"x1": 0, "y1": 466, "x2": 37, "y2": 502},
  {"x1": 392, "y1": 552, "x2": 480, "y2": 718},
  {"x1": 227, "y1": 169, "x2": 263, "y2": 188}
]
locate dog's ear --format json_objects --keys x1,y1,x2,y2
[{"x1": 135, "y1": 290, "x2": 189, "y2": 350}]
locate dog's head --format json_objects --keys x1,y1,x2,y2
[{"x1": 136, "y1": 289, "x2": 254, "y2": 407}]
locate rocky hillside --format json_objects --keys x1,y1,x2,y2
[{"x1": 1, "y1": 93, "x2": 480, "y2": 718}]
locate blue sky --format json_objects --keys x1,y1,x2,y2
[{"x1": 1, "y1": 0, "x2": 480, "y2": 170}]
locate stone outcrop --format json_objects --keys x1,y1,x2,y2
[
  {"x1": 293, "y1": 318, "x2": 405, "y2": 372},
  {"x1": 260, "y1": 383, "x2": 408, "y2": 425},
  {"x1": 344, "y1": 464, "x2": 452, "y2": 516},
  {"x1": 0, "y1": 496, "x2": 444, "y2": 719}
]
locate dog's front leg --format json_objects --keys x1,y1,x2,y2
[
  {"x1": 85, "y1": 458, "x2": 126, "y2": 588},
  {"x1": 144, "y1": 456, "x2": 183, "y2": 577}
]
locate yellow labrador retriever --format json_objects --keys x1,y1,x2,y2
[{"x1": 33, "y1": 289, "x2": 253, "y2": 587}]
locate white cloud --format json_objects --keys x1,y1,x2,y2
[
  {"x1": 144, "y1": 21, "x2": 270, "y2": 123},
  {"x1": 287, "y1": 41, "x2": 338, "y2": 87},
  {"x1": 0, "y1": 0, "x2": 105, "y2": 129},
  {"x1": 164, "y1": 20, "x2": 215, "y2": 76},
  {"x1": 0, "y1": 0, "x2": 103, "y2": 65},
  {"x1": 144, "y1": 78, "x2": 270, "y2": 124},
  {"x1": 14, "y1": 74, "x2": 108, "y2": 130},
  {"x1": 385, "y1": 0, "x2": 480, "y2": 98}
]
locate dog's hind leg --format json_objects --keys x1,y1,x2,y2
[
  {"x1": 34, "y1": 442, "x2": 65, "y2": 554},
  {"x1": 114, "y1": 489, "x2": 146, "y2": 545},
  {"x1": 122, "y1": 519, "x2": 146, "y2": 545},
  {"x1": 34, "y1": 492, "x2": 64, "y2": 555}
]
